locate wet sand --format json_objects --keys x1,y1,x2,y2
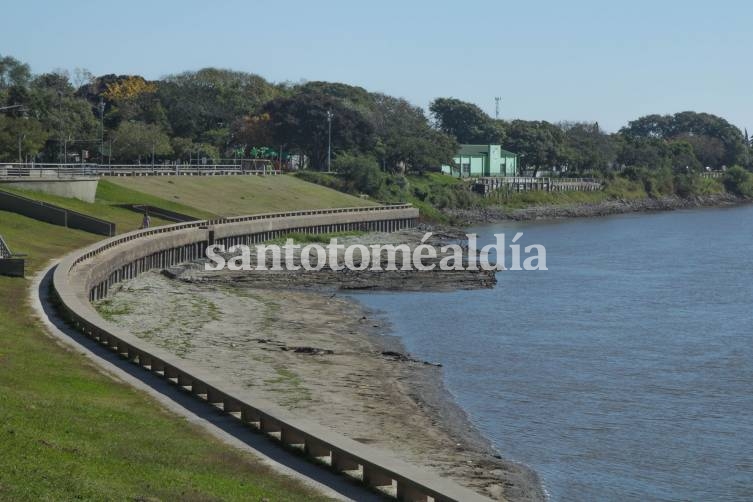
[{"x1": 97, "y1": 269, "x2": 544, "y2": 501}]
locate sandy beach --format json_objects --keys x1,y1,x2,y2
[{"x1": 96, "y1": 232, "x2": 545, "y2": 501}]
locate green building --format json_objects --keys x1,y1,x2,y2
[{"x1": 441, "y1": 144, "x2": 518, "y2": 178}]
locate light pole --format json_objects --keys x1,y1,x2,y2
[
  {"x1": 58, "y1": 90, "x2": 64, "y2": 165},
  {"x1": 18, "y1": 133, "x2": 25, "y2": 163},
  {"x1": 99, "y1": 98, "x2": 105, "y2": 165},
  {"x1": 326, "y1": 110, "x2": 333, "y2": 172}
]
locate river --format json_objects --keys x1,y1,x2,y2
[{"x1": 352, "y1": 206, "x2": 753, "y2": 501}]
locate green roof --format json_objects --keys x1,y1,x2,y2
[{"x1": 457, "y1": 144, "x2": 517, "y2": 157}]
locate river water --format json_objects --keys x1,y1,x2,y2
[{"x1": 353, "y1": 206, "x2": 753, "y2": 501}]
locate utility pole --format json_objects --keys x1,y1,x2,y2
[
  {"x1": 495, "y1": 97, "x2": 501, "y2": 120},
  {"x1": 18, "y1": 133, "x2": 24, "y2": 163},
  {"x1": 99, "y1": 97, "x2": 105, "y2": 165},
  {"x1": 58, "y1": 90, "x2": 64, "y2": 165},
  {"x1": 326, "y1": 110, "x2": 333, "y2": 172}
]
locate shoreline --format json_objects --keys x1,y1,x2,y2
[
  {"x1": 97, "y1": 271, "x2": 546, "y2": 501},
  {"x1": 354, "y1": 298, "x2": 546, "y2": 492},
  {"x1": 445, "y1": 193, "x2": 748, "y2": 225}
]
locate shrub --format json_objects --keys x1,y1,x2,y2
[
  {"x1": 723, "y1": 166, "x2": 753, "y2": 197},
  {"x1": 333, "y1": 153, "x2": 385, "y2": 196}
]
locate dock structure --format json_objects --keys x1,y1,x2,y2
[{"x1": 473, "y1": 176, "x2": 602, "y2": 195}]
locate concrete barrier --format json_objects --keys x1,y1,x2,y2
[
  {"x1": 116, "y1": 204, "x2": 198, "y2": 223},
  {"x1": 0, "y1": 177, "x2": 99, "y2": 202},
  {"x1": 0, "y1": 189, "x2": 115, "y2": 236},
  {"x1": 52, "y1": 205, "x2": 491, "y2": 502},
  {"x1": 0, "y1": 258, "x2": 24, "y2": 277}
]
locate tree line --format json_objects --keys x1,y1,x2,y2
[{"x1": 1, "y1": 54, "x2": 751, "y2": 181}]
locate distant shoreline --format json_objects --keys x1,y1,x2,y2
[{"x1": 445, "y1": 193, "x2": 748, "y2": 224}]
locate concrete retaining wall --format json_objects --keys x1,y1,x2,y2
[
  {"x1": 0, "y1": 189, "x2": 115, "y2": 236},
  {"x1": 0, "y1": 178, "x2": 99, "y2": 202},
  {"x1": 52, "y1": 205, "x2": 490, "y2": 502},
  {"x1": 117, "y1": 204, "x2": 198, "y2": 223},
  {"x1": 0, "y1": 258, "x2": 24, "y2": 277}
]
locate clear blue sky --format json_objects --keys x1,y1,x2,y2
[{"x1": 3, "y1": 0, "x2": 750, "y2": 132}]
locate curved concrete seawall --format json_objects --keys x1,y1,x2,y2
[{"x1": 51, "y1": 205, "x2": 491, "y2": 502}]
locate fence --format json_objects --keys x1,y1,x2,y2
[
  {"x1": 0, "y1": 234, "x2": 11, "y2": 259},
  {"x1": 117, "y1": 204, "x2": 198, "y2": 223},
  {"x1": 51, "y1": 205, "x2": 491, "y2": 501},
  {"x1": 1, "y1": 163, "x2": 280, "y2": 178},
  {"x1": 0, "y1": 189, "x2": 116, "y2": 236},
  {"x1": 473, "y1": 176, "x2": 602, "y2": 195}
]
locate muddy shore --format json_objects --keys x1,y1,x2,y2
[
  {"x1": 96, "y1": 231, "x2": 546, "y2": 501},
  {"x1": 445, "y1": 193, "x2": 746, "y2": 225}
]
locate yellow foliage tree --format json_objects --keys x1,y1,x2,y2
[{"x1": 103, "y1": 76, "x2": 157, "y2": 102}]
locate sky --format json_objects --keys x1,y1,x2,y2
[{"x1": 2, "y1": 0, "x2": 750, "y2": 133}]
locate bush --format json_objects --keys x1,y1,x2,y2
[
  {"x1": 332, "y1": 153, "x2": 385, "y2": 196},
  {"x1": 294, "y1": 171, "x2": 346, "y2": 192},
  {"x1": 723, "y1": 166, "x2": 753, "y2": 197}
]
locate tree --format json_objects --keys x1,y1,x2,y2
[
  {"x1": 560, "y1": 122, "x2": 618, "y2": 174},
  {"x1": 106, "y1": 76, "x2": 166, "y2": 130},
  {"x1": 429, "y1": 97, "x2": 502, "y2": 144},
  {"x1": 111, "y1": 121, "x2": 172, "y2": 163},
  {"x1": 620, "y1": 111, "x2": 748, "y2": 168},
  {"x1": 298, "y1": 81, "x2": 374, "y2": 113},
  {"x1": 723, "y1": 166, "x2": 753, "y2": 197},
  {"x1": 0, "y1": 55, "x2": 31, "y2": 96},
  {"x1": 232, "y1": 112, "x2": 273, "y2": 153},
  {"x1": 0, "y1": 115, "x2": 47, "y2": 161},
  {"x1": 263, "y1": 90, "x2": 375, "y2": 170},
  {"x1": 170, "y1": 137, "x2": 219, "y2": 163},
  {"x1": 158, "y1": 68, "x2": 279, "y2": 145},
  {"x1": 12, "y1": 70, "x2": 100, "y2": 161},
  {"x1": 505, "y1": 120, "x2": 565, "y2": 175},
  {"x1": 370, "y1": 94, "x2": 457, "y2": 173},
  {"x1": 673, "y1": 133, "x2": 723, "y2": 168}
]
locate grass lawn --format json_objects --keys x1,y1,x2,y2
[
  {"x1": 0, "y1": 181, "x2": 216, "y2": 233},
  {"x1": 107, "y1": 174, "x2": 377, "y2": 216},
  {"x1": 0, "y1": 210, "x2": 329, "y2": 501}
]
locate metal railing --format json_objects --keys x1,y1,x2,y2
[
  {"x1": 474, "y1": 176, "x2": 602, "y2": 195},
  {"x1": 70, "y1": 204, "x2": 414, "y2": 267},
  {"x1": 476, "y1": 176, "x2": 600, "y2": 184},
  {"x1": 0, "y1": 163, "x2": 281, "y2": 178},
  {"x1": 0, "y1": 234, "x2": 11, "y2": 259},
  {"x1": 0, "y1": 234, "x2": 25, "y2": 277}
]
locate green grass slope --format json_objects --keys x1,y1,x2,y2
[
  {"x1": 0, "y1": 210, "x2": 328, "y2": 500},
  {"x1": 0, "y1": 181, "x2": 215, "y2": 232},
  {"x1": 108, "y1": 174, "x2": 377, "y2": 216}
]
